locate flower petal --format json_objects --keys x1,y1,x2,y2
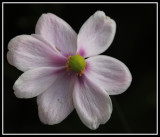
[
  {"x1": 37, "y1": 73, "x2": 75, "y2": 125},
  {"x1": 13, "y1": 67, "x2": 64, "y2": 98},
  {"x1": 73, "y1": 76, "x2": 112, "y2": 130},
  {"x1": 77, "y1": 11, "x2": 116, "y2": 57},
  {"x1": 86, "y1": 55, "x2": 132, "y2": 95},
  {"x1": 35, "y1": 13, "x2": 77, "y2": 57},
  {"x1": 7, "y1": 35, "x2": 66, "y2": 72},
  {"x1": 31, "y1": 34, "x2": 60, "y2": 54}
]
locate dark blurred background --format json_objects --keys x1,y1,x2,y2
[{"x1": 3, "y1": 3, "x2": 157, "y2": 134}]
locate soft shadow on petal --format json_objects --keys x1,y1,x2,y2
[
  {"x1": 86, "y1": 55, "x2": 132, "y2": 95},
  {"x1": 31, "y1": 34, "x2": 61, "y2": 54},
  {"x1": 35, "y1": 13, "x2": 77, "y2": 57},
  {"x1": 13, "y1": 67, "x2": 65, "y2": 98},
  {"x1": 77, "y1": 11, "x2": 116, "y2": 57},
  {"x1": 73, "y1": 75, "x2": 112, "y2": 130},
  {"x1": 7, "y1": 35, "x2": 67, "y2": 72},
  {"x1": 37, "y1": 73, "x2": 76, "y2": 125}
]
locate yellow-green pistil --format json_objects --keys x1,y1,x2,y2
[
  {"x1": 66, "y1": 54, "x2": 86, "y2": 76},
  {"x1": 69, "y1": 55, "x2": 86, "y2": 72}
]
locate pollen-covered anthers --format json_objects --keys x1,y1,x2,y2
[
  {"x1": 66, "y1": 55, "x2": 86, "y2": 77},
  {"x1": 66, "y1": 55, "x2": 72, "y2": 72},
  {"x1": 76, "y1": 67, "x2": 86, "y2": 77}
]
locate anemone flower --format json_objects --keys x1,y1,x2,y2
[{"x1": 7, "y1": 11, "x2": 132, "y2": 130}]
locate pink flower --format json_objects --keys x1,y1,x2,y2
[{"x1": 7, "y1": 11, "x2": 132, "y2": 130}]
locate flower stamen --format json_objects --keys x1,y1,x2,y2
[
  {"x1": 56, "y1": 47, "x2": 61, "y2": 52},
  {"x1": 66, "y1": 55, "x2": 72, "y2": 72},
  {"x1": 66, "y1": 54, "x2": 86, "y2": 76}
]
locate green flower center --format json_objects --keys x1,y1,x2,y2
[{"x1": 69, "y1": 55, "x2": 86, "y2": 72}]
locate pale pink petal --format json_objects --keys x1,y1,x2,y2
[
  {"x1": 86, "y1": 55, "x2": 132, "y2": 95},
  {"x1": 35, "y1": 13, "x2": 77, "y2": 57},
  {"x1": 77, "y1": 11, "x2": 116, "y2": 57},
  {"x1": 73, "y1": 76, "x2": 112, "y2": 130},
  {"x1": 31, "y1": 34, "x2": 60, "y2": 54},
  {"x1": 37, "y1": 73, "x2": 75, "y2": 125},
  {"x1": 13, "y1": 67, "x2": 65, "y2": 98},
  {"x1": 7, "y1": 35, "x2": 67, "y2": 72}
]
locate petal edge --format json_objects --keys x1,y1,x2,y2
[
  {"x1": 35, "y1": 13, "x2": 77, "y2": 57},
  {"x1": 13, "y1": 67, "x2": 64, "y2": 98},
  {"x1": 73, "y1": 76, "x2": 112, "y2": 130},
  {"x1": 86, "y1": 55, "x2": 132, "y2": 95},
  {"x1": 77, "y1": 11, "x2": 116, "y2": 57}
]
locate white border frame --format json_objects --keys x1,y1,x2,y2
[{"x1": 2, "y1": 2, "x2": 158, "y2": 135}]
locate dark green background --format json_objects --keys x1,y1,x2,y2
[{"x1": 3, "y1": 3, "x2": 157, "y2": 134}]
